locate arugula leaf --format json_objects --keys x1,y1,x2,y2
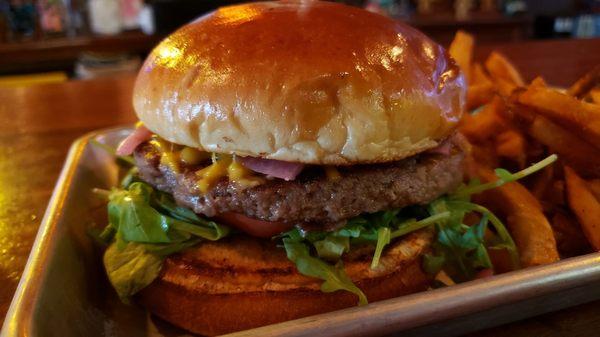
[
  {"x1": 279, "y1": 228, "x2": 350, "y2": 261},
  {"x1": 390, "y1": 212, "x2": 451, "y2": 239},
  {"x1": 103, "y1": 241, "x2": 163, "y2": 302},
  {"x1": 424, "y1": 198, "x2": 507, "y2": 281},
  {"x1": 336, "y1": 222, "x2": 365, "y2": 238},
  {"x1": 423, "y1": 253, "x2": 445, "y2": 275},
  {"x1": 108, "y1": 183, "x2": 174, "y2": 243},
  {"x1": 99, "y1": 138, "x2": 556, "y2": 304},
  {"x1": 120, "y1": 167, "x2": 140, "y2": 188},
  {"x1": 446, "y1": 200, "x2": 519, "y2": 270},
  {"x1": 101, "y1": 181, "x2": 233, "y2": 301},
  {"x1": 370, "y1": 227, "x2": 391, "y2": 269},
  {"x1": 107, "y1": 182, "x2": 230, "y2": 244},
  {"x1": 453, "y1": 154, "x2": 557, "y2": 198},
  {"x1": 95, "y1": 143, "x2": 235, "y2": 302},
  {"x1": 282, "y1": 239, "x2": 368, "y2": 305},
  {"x1": 170, "y1": 220, "x2": 229, "y2": 241},
  {"x1": 279, "y1": 208, "x2": 453, "y2": 274},
  {"x1": 276, "y1": 176, "x2": 522, "y2": 286},
  {"x1": 143, "y1": 239, "x2": 202, "y2": 257},
  {"x1": 103, "y1": 238, "x2": 201, "y2": 301},
  {"x1": 313, "y1": 235, "x2": 349, "y2": 261},
  {"x1": 152, "y1": 190, "x2": 204, "y2": 223},
  {"x1": 369, "y1": 212, "x2": 451, "y2": 269}
]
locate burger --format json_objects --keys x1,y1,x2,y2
[{"x1": 96, "y1": 1, "x2": 520, "y2": 336}]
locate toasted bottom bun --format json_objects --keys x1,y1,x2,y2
[{"x1": 137, "y1": 229, "x2": 433, "y2": 336}]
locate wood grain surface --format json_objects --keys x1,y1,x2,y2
[
  {"x1": 1, "y1": 37, "x2": 599, "y2": 335},
  {"x1": 0, "y1": 31, "x2": 164, "y2": 75}
]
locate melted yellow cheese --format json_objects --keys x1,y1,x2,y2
[
  {"x1": 196, "y1": 154, "x2": 231, "y2": 193},
  {"x1": 150, "y1": 138, "x2": 181, "y2": 173},
  {"x1": 325, "y1": 166, "x2": 341, "y2": 181},
  {"x1": 180, "y1": 147, "x2": 210, "y2": 165},
  {"x1": 150, "y1": 137, "x2": 264, "y2": 193},
  {"x1": 227, "y1": 161, "x2": 264, "y2": 189},
  {"x1": 196, "y1": 154, "x2": 264, "y2": 193}
]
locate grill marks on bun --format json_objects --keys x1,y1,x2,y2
[{"x1": 138, "y1": 230, "x2": 433, "y2": 336}]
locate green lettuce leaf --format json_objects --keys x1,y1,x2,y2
[
  {"x1": 98, "y1": 142, "x2": 556, "y2": 304},
  {"x1": 143, "y1": 239, "x2": 202, "y2": 257},
  {"x1": 101, "y1": 181, "x2": 231, "y2": 300},
  {"x1": 107, "y1": 182, "x2": 230, "y2": 244},
  {"x1": 452, "y1": 154, "x2": 557, "y2": 198},
  {"x1": 424, "y1": 198, "x2": 506, "y2": 281},
  {"x1": 313, "y1": 235, "x2": 349, "y2": 261},
  {"x1": 108, "y1": 183, "x2": 175, "y2": 243},
  {"x1": 170, "y1": 221, "x2": 229, "y2": 241},
  {"x1": 152, "y1": 190, "x2": 205, "y2": 223},
  {"x1": 282, "y1": 239, "x2": 368, "y2": 306},
  {"x1": 103, "y1": 241, "x2": 163, "y2": 302},
  {"x1": 423, "y1": 253, "x2": 445, "y2": 275},
  {"x1": 370, "y1": 227, "x2": 391, "y2": 269},
  {"x1": 120, "y1": 167, "x2": 141, "y2": 188}
]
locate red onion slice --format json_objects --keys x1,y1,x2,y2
[
  {"x1": 238, "y1": 156, "x2": 304, "y2": 181},
  {"x1": 116, "y1": 125, "x2": 153, "y2": 156},
  {"x1": 427, "y1": 141, "x2": 452, "y2": 155}
]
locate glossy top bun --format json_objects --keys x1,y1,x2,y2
[{"x1": 133, "y1": 0, "x2": 465, "y2": 164}]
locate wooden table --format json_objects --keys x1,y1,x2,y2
[
  {"x1": 0, "y1": 31, "x2": 164, "y2": 75},
  {"x1": 1, "y1": 37, "x2": 600, "y2": 335},
  {"x1": 408, "y1": 12, "x2": 532, "y2": 46}
]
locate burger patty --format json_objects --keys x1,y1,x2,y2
[{"x1": 133, "y1": 140, "x2": 464, "y2": 225}]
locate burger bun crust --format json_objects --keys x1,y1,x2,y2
[
  {"x1": 138, "y1": 230, "x2": 433, "y2": 336},
  {"x1": 133, "y1": 1, "x2": 465, "y2": 165}
]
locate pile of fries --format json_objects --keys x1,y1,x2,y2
[{"x1": 449, "y1": 31, "x2": 600, "y2": 268}]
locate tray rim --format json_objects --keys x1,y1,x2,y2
[
  {"x1": 3, "y1": 125, "x2": 600, "y2": 337},
  {"x1": 0, "y1": 126, "x2": 131, "y2": 337}
]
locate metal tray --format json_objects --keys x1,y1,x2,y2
[{"x1": 3, "y1": 127, "x2": 600, "y2": 337}]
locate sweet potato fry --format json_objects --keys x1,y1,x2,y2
[
  {"x1": 485, "y1": 51, "x2": 525, "y2": 87},
  {"x1": 529, "y1": 165, "x2": 554, "y2": 201},
  {"x1": 472, "y1": 63, "x2": 493, "y2": 86},
  {"x1": 495, "y1": 78, "x2": 518, "y2": 97},
  {"x1": 551, "y1": 211, "x2": 591, "y2": 257},
  {"x1": 588, "y1": 179, "x2": 600, "y2": 201},
  {"x1": 467, "y1": 62, "x2": 495, "y2": 109},
  {"x1": 567, "y1": 65, "x2": 600, "y2": 98},
  {"x1": 467, "y1": 82, "x2": 495, "y2": 109},
  {"x1": 476, "y1": 167, "x2": 560, "y2": 267},
  {"x1": 527, "y1": 115, "x2": 600, "y2": 177},
  {"x1": 590, "y1": 88, "x2": 600, "y2": 104},
  {"x1": 495, "y1": 129, "x2": 526, "y2": 168},
  {"x1": 518, "y1": 86, "x2": 600, "y2": 149},
  {"x1": 564, "y1": 166, "x2": 600, "y2": 251},
  {"x1": 449, "y1": 30, "x2": 474, "y2": 83},
  {"x1": 466, "y1": 142, "x2": 499, "y2": 173},
  {"x1": 509, "y1": 101, "x2": 538, "y2": 125},
  {"x1": 546, "y1": 180, "x2": 567, "y2": 208},
  {"x1": 460, "y1": 96, "x2": 508, "y2": 142},
  {"x1": 530, "y1": 76, "x2": 547, "y2": 88}
]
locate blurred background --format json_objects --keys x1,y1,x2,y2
[{"x1": 0, "y1": 0, "x2": 598, "y2": 85}]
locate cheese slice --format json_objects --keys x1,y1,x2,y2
[{"x1": 196, "y1": 154, "x2": 264, "y2": 193}]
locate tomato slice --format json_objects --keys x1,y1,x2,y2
[
  {"x1": 214, "y1": 212, "x2": 293, "y2": 238},
  {"x1": 475, "y1": 268, "x2": 494, "y2": 279}
]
